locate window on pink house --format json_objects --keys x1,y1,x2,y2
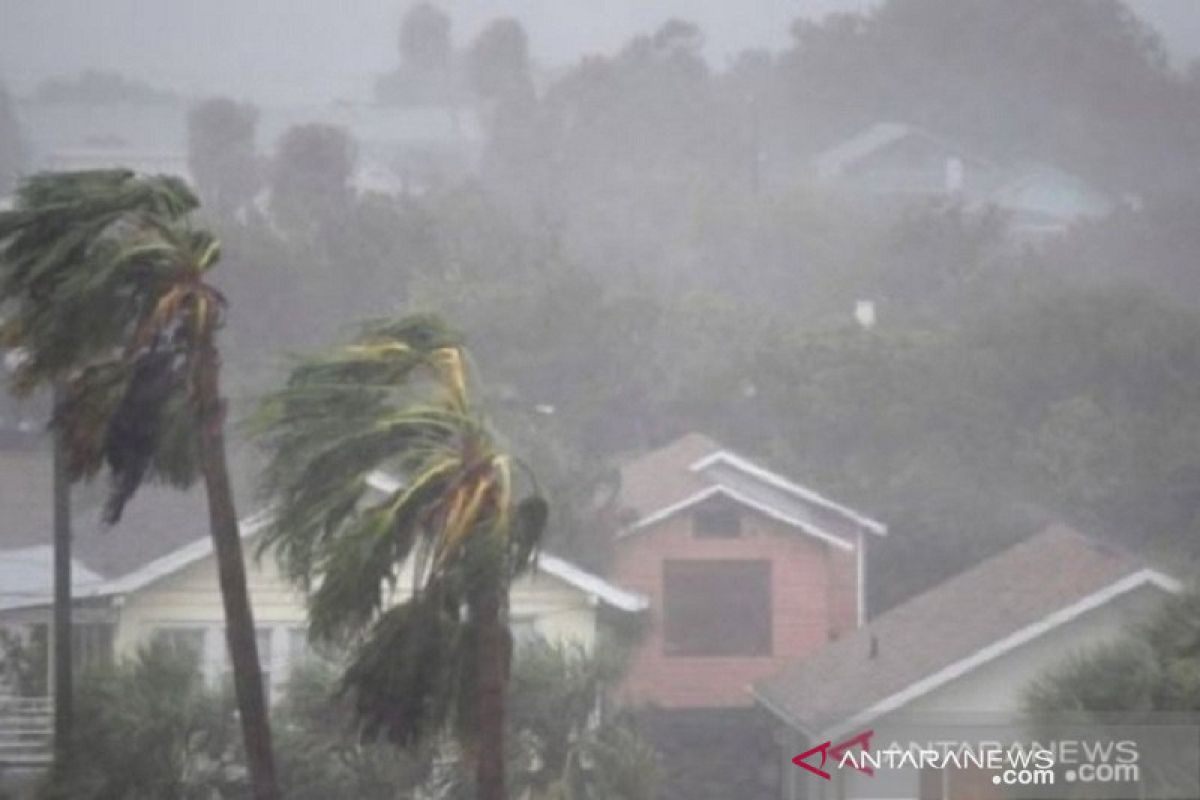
[
  {"x1": 662, "y1": 559, "x2": 772, "y2": 656},
  {"x1": 692, "y1": 503, "x2": 742, "y2": 538}
]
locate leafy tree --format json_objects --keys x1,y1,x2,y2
[
  {"x1": 273, "y1": 639, "x2": 657, "y2": 800},
  {"x1": 187, "y1": 97, "x2": 261, "y2": 217},
  {"x1": 40, "y1": 640, "x2": 242, "y2": 800},
  {"x1": 468, "y1": 18, "x2": 532, "y2": 101},
  {"x1": 255, "y1": 314, "x2": 548, "y2": 800},
  {"x1": 378, "y1": 3, "x2": 459, "y2": 106},
  {"x1": 781, "y1": 0, "x2": 1192, "y2": 191},
  {"x1": 400, "y1": 3, "x2": 452, "y2": 72},
  {"x1": 274, "y1": 660, "x2": 442, "y2": 800},
  {"x1": 268, "y1": 124, "x2": 356, "y2": 239},
  {"x1": 1025, "y1": 589, "x2": 1200, "y2": 795},
  {"x1": 0, "y1": 81, "x2": 25, "y2": 196},
  {"x1": 508, "y1": 640, "x2": 658, "y2": 800},
  {"x1": 0, "y1": 170, "x2": 281, "y2": 800}
]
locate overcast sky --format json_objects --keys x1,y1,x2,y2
[{"x1": 1, "y1": 0, "x2": 1198, "y2": 104}]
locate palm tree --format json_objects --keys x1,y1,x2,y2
[
  {"x1": 0, "y1": 169, "x2": 281, "y2": 800},
  {"x1": 255, "y1": 314, "x2": 547, "y2": 800},
  {"x1": 0, "y1": 169, "x2": 196, "y2": 767}
]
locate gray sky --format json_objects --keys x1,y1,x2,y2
[{"x1": 1, "y1": 0, "x2": 1197, "y2": 104}]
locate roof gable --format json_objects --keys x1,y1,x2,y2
[
  {"x1": 691, "y1": 450, "x2": 886, "y2": 535},
  {"x1": 615, "y1": 434, "x2": 885, "y2": 548},
  {"x1": 623, "y1": 485, "x2": 854, "y2": 551},
  {"x1": 814, "y1": 122, "x2": 994, "y2": 179}
]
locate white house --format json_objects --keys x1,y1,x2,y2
[
  {"x1": 753, "y1": 525, "x2": 1180, "y2": 800},
  {"x1": 811, "y1": 122, "x2": 1114, "y2": 238},
  {"x1": 0, "y1": 446, "x2": 646, "y2": 701}
]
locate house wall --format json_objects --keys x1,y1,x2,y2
[
  {"x1": 111, "y1": 544, "x2": 602, "y2": 699},
  {"x1": 899, "y1": 583, "x2": 1165, "y2": 716},
  {"x1": 612, "y1": 508, "x2": 858, "y2": 708},
  {"x1": 112, "y1": 549, "x2": 310, "y2": 700}
]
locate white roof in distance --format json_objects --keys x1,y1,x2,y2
[{"x1": 0, "y1": 545, "x2": 105, "y2": 611}]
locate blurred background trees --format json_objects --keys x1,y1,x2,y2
[
  {"x1": 147, "y1": 0, "x2": 1200, "y2": 612},
  {"x1": 187, "y1": 97, "x2": 261, "y2": 218}
]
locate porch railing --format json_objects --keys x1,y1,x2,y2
[{"x1": 0, "y1": 696, "x2": 53, "y2": 768}]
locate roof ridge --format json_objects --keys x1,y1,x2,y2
[{"x1": 689, "y1": 448, "x2": 887, "y2": 534}]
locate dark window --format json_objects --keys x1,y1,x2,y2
[
  {"x1": 693, "y1": 505, "x2": 742, "y2": 538},
  {"x1": 662, "y1": 560, "x2": 771, "y2": 656}
]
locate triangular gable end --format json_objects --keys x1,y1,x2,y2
[
  {"x1": 690, "y1": 450, "x2": 886, "y2": 536},
  {"x1": 620, "y1": 484, "x2": 855, "y2": 552}
]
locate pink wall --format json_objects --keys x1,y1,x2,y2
[{"x1": 611, "y1": 507, "x2": 859, "y2": 708}]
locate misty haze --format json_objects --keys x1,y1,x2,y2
[{"x1": 2, "y1": 2, "x2": 1200, "y2": 800}]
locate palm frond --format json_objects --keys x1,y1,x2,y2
[
  {"x1": 0, "y1": 170, "x2": 199, "y2": 391},
  {"x1": 255, "y1": 313, "x2": 548, "y2": 758}
]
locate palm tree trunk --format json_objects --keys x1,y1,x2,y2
[
  {"x1": 475, "y1": 583, "x2": 507, "y2": 800},
  {"x1": 196, "y1": 344, "x2": 280, "y2": 800},
  {"x1": 51, "y1": 385, "x2": 72, "y2": 767}
]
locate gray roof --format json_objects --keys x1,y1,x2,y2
[
  {"x1": 813, "y1": 121, "x2": 996, "y2": 179},
  {"x1": 753, "y1": 525, "x2": 1174, "y2": 737},
  {"x1": 15, "y1": 98, "x2": 482, "y2": 178},
  {"x1": 1, "y1": 443, "x2": 648, "y2": 616},
  {"x1": 615, "y1": 433, "x2": 884, "y2": 543},
  {"x1": 0, "y1": 442, "x2": 231, "y2": 581},
  {"x1": 0, "y1": 545, "x2": 104, "y2": 611}
]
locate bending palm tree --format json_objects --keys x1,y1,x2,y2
[
  {"x1": 0, "y1": 170, "x2": 280, "y2": 800},
  {"x1": 0, "y1": 169, "x2": 196, "y2": 767},
  {"x1": 256, "y1": 315, "x2": 547, "y2": 800}
]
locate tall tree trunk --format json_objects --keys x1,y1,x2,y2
[
  {"x1": 475, "y1": 583, "x2": 507, "y2": 800},
  {"x1": 196, "y1": 344, "x2": 280, "y2": 800},
  {"x1": 51, "y1": 385, "x2": 72, "y2": 767}
]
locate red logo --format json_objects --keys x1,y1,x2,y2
[{"x1": 792, "y1": 729, "x2": 875, "y2": 780}]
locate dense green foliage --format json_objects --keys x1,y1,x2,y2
[
  {"x1": 35, "y1": 639, "x2": 656, "y2": 800},
  {"x1": 1027, "y1": 589, "x2": 1200, "y2": 715},
  {"x1": 40, "y1": 641, "x2": 242, "y2": 800},
  {"x1": 1025, "y1": 589, "x2": 1200, "y2": 795}
]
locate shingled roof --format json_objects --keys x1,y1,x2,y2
[
  {"x1": 615, "y1": 432, "x2": 885, "y2": 546},
  {"x1": 753, "y1": 525, "x2": 1178, "y2": 738},
  {"x1": 0, "y1": 443, "x2": 649, "y2": 616},
  {"x1": 0, "y1": 442, "x2": 237, "y2": 580}
]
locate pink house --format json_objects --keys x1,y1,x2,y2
[{"x1": 609, "y1": 433, "x2": 887, "y2": 709}]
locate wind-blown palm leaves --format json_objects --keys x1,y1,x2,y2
[
  {"x1": 0, "y1": 169, "x2": 281, "y2": 800},
  {"x1": 61, "y1": 220, "x2": 226, "y2": 522},
  {"x1": 256, "y1": 314, "x2": 547, "y2": 800},
  {"x1": 0, "y1": 170, "x2": 197, "y2": 390},
  {"x1": 0, "y1": 170, "x2": 211, "y2": 519}
]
